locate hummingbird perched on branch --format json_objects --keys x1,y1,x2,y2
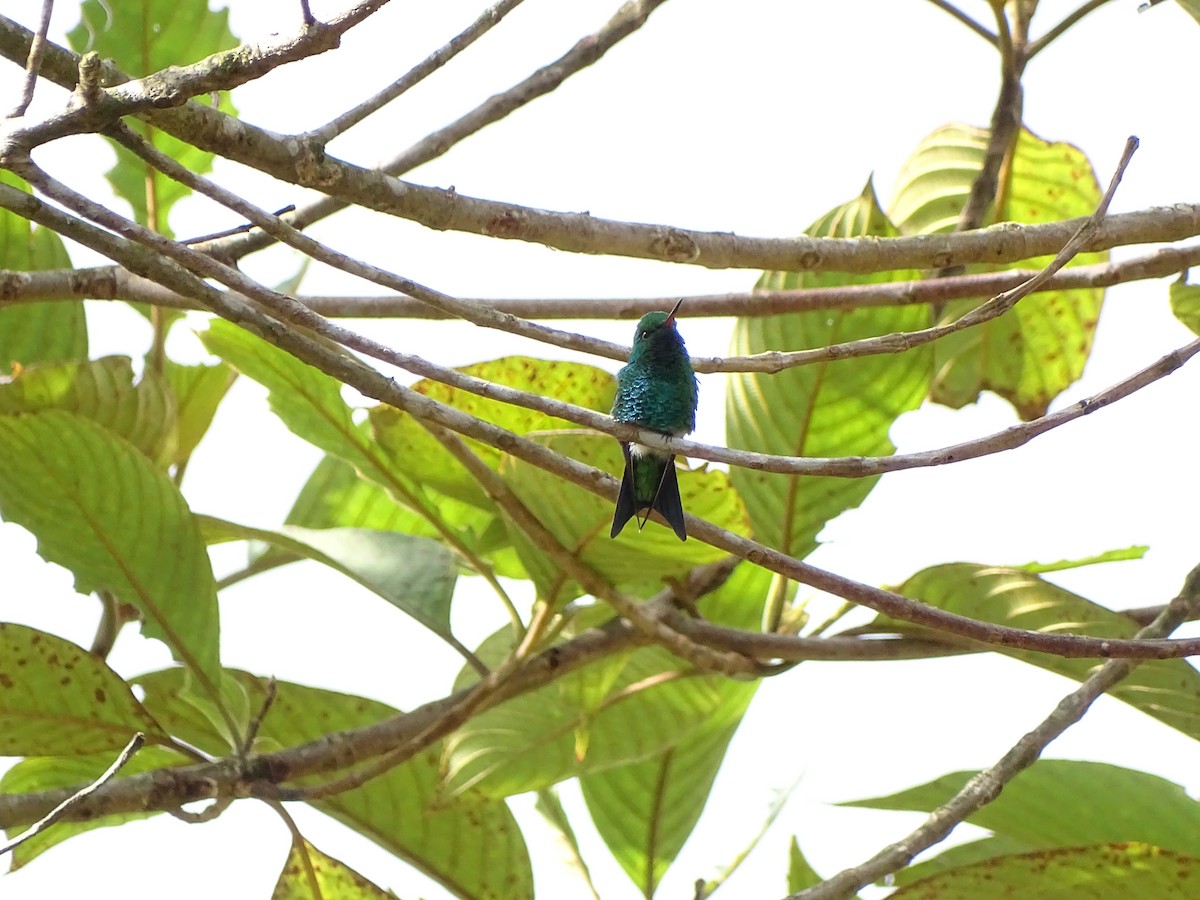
[{"x1": 610, "y1": 299, "x2": 698, "y2": 541}]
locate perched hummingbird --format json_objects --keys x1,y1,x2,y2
[{"x1": 610, "y1": 299, "x2": 698, "y2": 541}]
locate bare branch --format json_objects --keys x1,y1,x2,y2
[
  {"x1": 2, "y1": 177, "x2": 1199, "y2": 662},
  {"x1": 4, "y1": 240, "x2": 1199, "y2": 323},
  {"x1": 308, "y1": 0, "x2": 527, "y2": 145}
]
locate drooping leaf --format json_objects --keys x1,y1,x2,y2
[
  {"x1": 201, "y1": 516, "x2": 465, "y2": 655},
  {"x1": 0, "y1": 356, "x2": 176, "y2": 463},
  {"x1": 886, "y1": 564, "x2": 1200, "y2": 741},
  {"x1": 446, "y1": 563, "x2": 764, "y2": 800},
  {"x1": 0, "y1": 171, "x2": 87, "y2": 369},
  {"x1": 534, "y1": 788, "x2": 602, "y2": 899},
  {"x1": 0, "y1": 624, "x2": 167, "y2": 755},
  {"x1": 272, "y1": 840, "x2": 395, "y2": 899},
  {"x1": 196, "y1": 321, "x2": 487, "y2": 564},
  {"x1": 891, "y1": 843, "x2": 1200, "y2": 899},
  {"x1": 583, "y1": 718, "x2": 742, "y2": 897},
  {"x1": 844, "y1": 760, "x2": 1200, "y2": 887},
  {"x1": 136, "y1": 669, "x2": 534, "y2": 900},
  {"x1": 280, "y1": 454, "x2": 525, "y2": 579},
  {"x1": 728, "y1": 180, "x2": 930, "y2": 556},
  {"x1": 164, "y1": 360, "x2": 236, "y2": 467},
  {"x1": 890, "y1": 125, "x2": 1106, "y2": 419},
  {"x1": 497, "y1": 432, "x2": 746, "y2": 603},
  {"x1": 67, "y1": 0, "x2": 239, "y2": 236},
  {"x1": 576, "y1": 564, "x2": 770, "y2": 893},
  {"x1": 0, "y1": 745, "x2": 190, "y2": 869},
  {"x1": 0, "y1": 411, "x2": 221, "y2": 692}
]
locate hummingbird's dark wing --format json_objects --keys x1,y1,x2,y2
[
  {"x1": 610, "y1": 443, "x2": 640, "y2": 539},
  {"x1": 646, "y1": 456, "x2": 687, "y2": 541}
]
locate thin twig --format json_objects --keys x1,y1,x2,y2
[
  {"x1": 923, "y1": 0, "x2": 998, "y2": 44},
  {"x1": 0, "y1": 732, "x2": 144, "y2": 856},
  {"x1": 1027, "y1": 0, "x2": 1114, "y2": 58},
  {"x1": 308, "y1": 0, "x2": 526, "y2": 144},
  {"x1": 791, "y1": 564, "x2": 1200, "y2": 899},
  {"x1": 221, "y1": 0, "x2": 672, "y2": 261},
  {"x1": 6, "y1": 0, "x2": 53, "y2": 118}
]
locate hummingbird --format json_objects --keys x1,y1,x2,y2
[{"x1": 610, "y1": 299, "x2": 698, "y2": 541}]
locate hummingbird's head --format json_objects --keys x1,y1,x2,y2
[{"x1": 629, "y1": 299, "x2": 685, "y2": 359}]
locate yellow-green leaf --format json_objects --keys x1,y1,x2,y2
[
  {"x1": 272, "y1": 840, "x2": 395, "y2": 899},
  {"x1": 0, "y1": 411, "x2": 221, "y2": 691},
  {"x1": 890, "y1": 124, "x2": 1106, "y2": 419},
  {"x1": 728, "y1": 180, "x2": 930, "y2": 555}
]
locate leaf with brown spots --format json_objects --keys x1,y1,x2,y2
[
  {"x1": 847, "y1": 759, "x2": 1200, "y2": 889},
  {"x1": 136, "y1": 669, "x2": 533, "y2": 900},
  {"x1": 893, "y1": 842, "x2": 1200, "y2": 898},
  {"x1": 0, "y1": 411, "x2": 223, "y2": 694},
  {"x1": 0, "y1": 624, "x2": 167, "y2": 756},
  {"x1": 890, "y1": 124, "x2": 1106, "y2": 420},
  {"x1": 272, "y1": 839, "x2": 395, "y2": 899}
]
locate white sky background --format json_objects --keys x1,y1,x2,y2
[{"x1": 2, "y1": 0, "x2": 1200, "y2": 897}]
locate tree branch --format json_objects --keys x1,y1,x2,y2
[
  {"x1": 1, "y1": 176, "x2": 1198, "y2": 663},
  {"x1": 790, "y1": 562, "x2": 1200, "y2": 899},
  {"x1": 2, "y1": 15, "x2": 1199, "y2": 276},
  {"x1": 4, "y1": 240, "x2": 1198, "y2": 323}
]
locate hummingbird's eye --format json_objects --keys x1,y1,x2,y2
[{"x1": 638, "y1": 330, "x2": 649, "y2": 340}]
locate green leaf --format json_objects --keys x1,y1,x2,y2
[
  {"x1": 534, "y1": 788, "x2": 601, "y2": 899},
  {"x1": 164, "y1": 360, "x2": 236, "y2": 467},
  {"x1": 281, "y1": 454, "x2": 525, "y2": 579},
  {"x1": 787, "y1": 836, "x2": 823, "y2": 893},
  {"x1": 272, "y1": 840, "x2": 395, "y2": 899},
  {"x1": 728, "y1": 180, "x2": 930, "y2": 556},
  {"x1": 369, "y1": 356, "x2": 618, "y2": 510},
  {"x1": 889, "y1": 564, "x2": 1200, "y2": 741},
  {"x1": 0, "y1": 172, "x2": 87, "y2": 369},
  {"x1": 0, "y1": 745, "x2": 189, "y2": 869},
  {"x1": 1169, "y1": 277, "x2": 1200, "y2": 336},
  {"x1": 582, "y1": 718, "x2": 742, "y2": 897},
  {"x1": 1173, "y1": 0, "x2": 1200, "y2": 26},
  {"x1": 497, "y1": 432, "x2": 746, "y2": 603},
  {"x1": 844, "y1": 760, "x2": 1200, "y2": 887},
  {"x1": 447, "y1": 563, "x2": 764, "y2": 806},
  {"x1": 890, "y1": 125, "x2": 1106, "y2": 419},
  {"x1": 575, "y1": 565, "x2": 770, "y2": 894},
  {"x1": 0, "y1": 624, "x2": 167, "y2": 755},
  {"x1": 201, "y1": 516, "x2": 465, "y2": 655},
  {"x1": 136, "y1": 669, "x2": 534, "y2": 900},
  {"x1": 201, "y1": 321, "x2": 515, "y2": 581},
  {"x1": 0, "y1": 410, "x2": 221, "y2": 692},
  {"x1": 1016, "y1": 544, "x2": 1148, "y2": 574},
  {"x1": 0, "y1": 356, "x2": 177, "y2": 464},
  {"x1": 891, "y1": 843, "x2": 1200, "y2": 899},
  {"x1": 67, "y1": 1, "x2": 239, "y2": 236}
]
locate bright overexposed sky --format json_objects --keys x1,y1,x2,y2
[{"x1": 2, "y1": 1, "x2": 1199, "y2": 898}]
